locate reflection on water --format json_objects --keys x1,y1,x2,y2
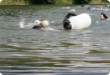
[{"x1": 0, "y1": 5, "x2": 110, "y2": 75}]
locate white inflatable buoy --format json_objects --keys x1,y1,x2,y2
[
  {"x1": 108, "y1": 0, "x2": 110, "y2": 2},
  {"x1": 0, "y1": 0, "x2": 2, "y2": 2},
  {"x1": 0, "y1": 72, "x2": 2, "y2": 75},
  {"x1": 108, "y1": 72, "x2": 110, "y2": 75},
  {"x1": 63, "y1": 13, "x2": 92, "y2": 30}
]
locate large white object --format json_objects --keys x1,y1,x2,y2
[
  {"x1": 68, "y1": 13, "x2": 92, "y2": 29},
  {"x1": 108, "y1": 72, "x2": 110, "y2": 75},
  {"x1": 0, "y1": 72, "x2": 2, "y2": 75},
  {"x1": 108, "y1": 0, "x2": 110, "y2": 2},
  {"x1": 0, "y1": 0, "x2": 2, "y2": 2}
]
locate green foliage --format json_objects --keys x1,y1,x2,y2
[
  {"x1": 101, "y1": 0, "x2": 108, "y2": 2},
  {"x1": 54, "y1": 0, "x2": 73, "y2": 5},
  {"x1": 0, "y1": 0, "x2": 28, "y2": 5},
  {"x1": 0, "y1": 0, "x2": 109, "y2": 5}
]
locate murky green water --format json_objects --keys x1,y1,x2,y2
[{"x1": 0, "y1": 5, "x2": 110, "y2": 75}]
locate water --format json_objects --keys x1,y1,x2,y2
[{"x1": 0, "y1": 5, "x2": 110, "y2": 75}]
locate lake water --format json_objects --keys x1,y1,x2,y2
[{"x1": 0, "y1": 5, "x2": 110, "y2": 75}]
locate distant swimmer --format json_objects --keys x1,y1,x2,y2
[
  {"x1": 32, "y1": 20, "x2": 50, "y2": 29},
  {"x1": 100, "y1": 12, "x2": 108, "y2": 20}
]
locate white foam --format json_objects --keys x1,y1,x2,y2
[
  {"x1": 0, "y1": 72, "x2": 2, "y2": 75},
  {"x1": 19, "y1": 18, "x2": 25, "y2": 28},
  {"x1": 19, "y1": 18, "x2": 35, "y2": 29}
]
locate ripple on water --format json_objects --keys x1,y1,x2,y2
[{"x1": 0, "y1": 5, "x2": 110, "y2": 74}]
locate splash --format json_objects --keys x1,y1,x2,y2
[
  {"x1": 19, "y1": 17, "x2": 34, "y2": 29},
  {"x1": 19, "y1": 18, "x2": 25, "y2": 28}
]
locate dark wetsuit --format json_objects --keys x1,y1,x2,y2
[
  {"x1": 32, "y1": 23, "x2": 43, "y2": 29},
  {"x1": 63, "y1": 13, "x2": 77, "y2": 30},
  {"x1": 63, "y1": 13, "x2": 77, "y2": 23},
  {"x1": 32, "y1": 25, "x2": 42, "y2": 29},
  {"x1": 101, "y1": 12, "x2": 108, "y2": 19},
  {"x1": 63, "y1": 12, "x2": 77, "y2": 30}
]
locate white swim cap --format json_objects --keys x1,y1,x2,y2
[
  {"x1": 34, "y1": 20, "x2": 41, "y2": 25},
  {"x1": 42, "y1": 20, "x2": 50, "y2": 27}
]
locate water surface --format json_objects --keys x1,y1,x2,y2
[{"x1": 0, "y1": 5, "x2": 110, "y2": 75}]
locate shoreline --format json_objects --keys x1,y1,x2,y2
[{"x1": 0, "y1": 1, "x2": 109, "y2": 5}]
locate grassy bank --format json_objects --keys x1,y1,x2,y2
[
  {"x1": 0, "y1": 0, "x2": 109, "y2": 5},
  {"x1": 0, "y1": 0, "x2": 28, "y2": 5},
  {"x1": 54, "y1": 0, "x2": 109, "y2": 5},
  {"x1": 54, "y1": 0, "x2": 73, "y2": 5},
  {"x1": 90, "y1": 0, "x2": 108, "y2": 4}
]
